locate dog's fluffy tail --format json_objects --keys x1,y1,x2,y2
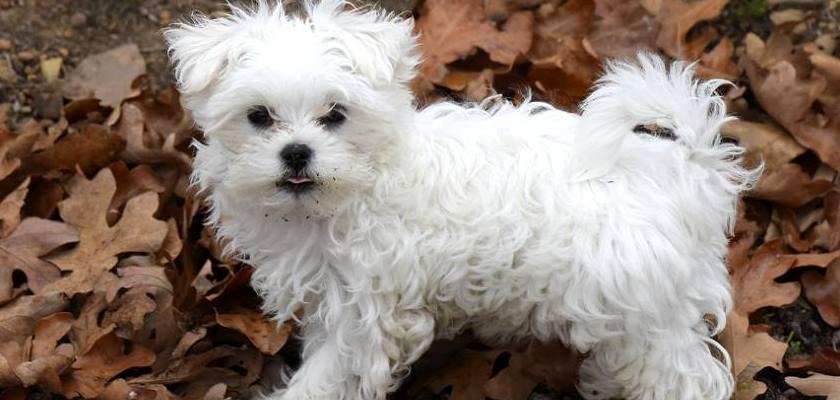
[{"x1": 571, "y1": 53, "x2": 732, "y2": 181}]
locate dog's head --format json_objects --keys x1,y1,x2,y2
[{"x1": 165, "y1": 1, "x2": 418, "y2": 219}]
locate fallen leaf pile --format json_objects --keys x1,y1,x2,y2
[{"x1": 0, "y1": 0, "x2": 839, "y2": 399}]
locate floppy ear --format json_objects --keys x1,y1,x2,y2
[
  {"x1": 163, "y1": 10, "x2": 250, "y2": 100},
  {"x1": 309, "y1": 1, "x2": 419, "y2": 86}
]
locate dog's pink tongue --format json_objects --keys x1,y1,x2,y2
[{"x1": 287, "y1": 176, "x2": 312, "y2": 184}]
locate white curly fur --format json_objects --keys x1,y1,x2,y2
[{"x1": 165, "y1": 1, "x2": 760, "y2": 399}]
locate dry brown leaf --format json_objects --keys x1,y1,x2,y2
[
  {"x1": 777, "y1": 207, "x2": 813, "y2": 252},
  {"x1": 529, "y1": 36, "x2": 601, "y2": 106},
  {"x1": 731, "y1": 240, "x2": 800, "y2": 314},
  {"x1": 43, "y1": 168, "x2": 168, "y2": 296},
  {"x1": 0, "y1": 340, "x2": 27, "y2": 387},
  {"x1": 746, "y1": 59, "x2": 840, "y2": 170},
  {"x1": 0, "y1": 218, "x2": 78, "y2": 303},
  {"x1": 734, "y1": 362, "x2": 767, "y2": 400},
  {"x1": 216, "y1": 308, "x2": 293, "y2": 355},
  {"x1": 98, "y1": 379, "x2": 178, "y2": 400},
  {"x1": 791, "y1": 250, "x2": 840, "y2": 268},
  {"x1": 171, "y1": 327, "x2": 207, "y2": 360},
  {"x1": 0, "y1": 117, "x2": 49, "y2": 186},
  {"x1": 750, "y1": 29, "x2": 813, "y2": 73},
  {"x1": 801, "y1": 256, "x2": 840, "y2": 327},
  {"x1": 131, "y1": 89, "x2": 194, "y2": 152},
  {"x1": 787, "y1": 374, "x2": 840, "y2": 399},
  {"x1": 31, "y1": 312, "x2": 73, "y2": 359},
  {"x1": 129, "y1": 345, "x2": 263, "y2": 397},
  {"x1": 158, "y1": 218, "x2": 183, "y2": 263},
  {"x1": 750, "y1": 163, "x2": 833, "y2": 208},
  {"x1": 723, "y1": 117, "x2": 834, "y2": 208},
  {"x1": 20, "y1": 123, "x2": 125, "y2": 178},
  {"x1": 484, "y1": 342, "x2": 579, "y2": 399},
  {"x1": 62, "y1": 44, "x2": 147, "y2": 110},
  {"x1": 588, "y1": 0, "x2": 659, "y2": 59},
  {"x1": 525, "y1": 0, "x2": 600, "y2": 105},
  {"x1": 70, "y1": 293, "x2": 116, "y2": 357},
  {"x1": 21, "y1": 179, "x2": 65, "y2": 220},
  {"x1": 198, "y1": 225, "x2": 236, "y2": 265},
  {"x1": 721, "y1": 119, "x2": 805, "y2": 169},
  {"x1": 415, "y1": 0, "x2": 533, "y2": 86},
  {"x1": 725, "y1": 236, "x2": 798, "y2": 376},
  {"x1": 788, "y1": 349, "x2": 840, "y2": 376},
  {"x1": 439, "y1": 69, "x2": 496, "y2": 100},
  {"x1": 13, "y1": 344, "x2": 74, "y2": 391},
  {"x1": 0, "y1": 178, "x2": 28, "y2": 237},
  {"x1": 109, "y1": 288, "x2": 156, "y2": 340},
  {"x1": 192, "y1": 260, "x2": 232, "y2": 300},
  {"x1": 698, "y1": 37, "x2": 739, "y2": 81},
  {"x1": 114, "y1": 103, "x2": 191, "y2": 169},
  {"x1": 108, "y1": 162, "x2": 166, "y2": 226},
  {"x1": 827, "y1": 190, "x2": 840, "y2": 251},
  {"x1": 420, "y1": 349, "x2": 500, "y2": 400},
  {"x1": 106, "y1": 266, "x2": 181, "y2": 371},
  {"x1": 530, "y1": 0, "x2": 593, "y2": 59},
  {"x1": 653, "y1": 0, "x2": 727, "y2": 59},
  {"x1": 0, "y1": 292, "x2": 68, "y2": 343},
  {"x1": 62, "y1": 331, "x2": 156, "y2": 398},
  {"x1": 5, "y1": 301, "x2": 74, "y2": 392},
  {"x1": 725, "y1": 313, "x2": 789, "y2": 384},
  {"x1": 0, "y1": 148, "x2": 21, "y2": 182},
  {"x1": 203, "y1": 383, "x2": 228, "y2": 400},
  {"x1": 175, "y1": 348, "x2": 262, "y2": 400}
]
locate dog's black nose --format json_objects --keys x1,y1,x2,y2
[{"x1": 280, "y1": 143, "x2": 312, "y2": 171}]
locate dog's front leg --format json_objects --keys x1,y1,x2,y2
[
  {"x1": 268, "y1": 324, "x2": 362, "y2": 400},
  {"x1": 270, "y1": 306, "x2": 429, "y2": 400}
]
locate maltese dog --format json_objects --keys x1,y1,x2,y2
[{"x1": 166, "y1": 1, "x2": 758, "y2": 399}]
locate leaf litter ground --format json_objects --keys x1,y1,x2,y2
[{"x1": 1, "y1": 0, "x2": 840, "y2": 399}]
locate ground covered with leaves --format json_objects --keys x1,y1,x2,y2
[{"x1": 0, "y1": 0, "x2": 839, "y2": 399}]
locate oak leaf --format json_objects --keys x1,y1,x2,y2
[
  {"x1": 13, "y1": 313, "x2": 74, "y2": 391},
  {"x1": 787, "y1": 374, "x2": 840, "y2": 399},
  {"x1": 43, "y1": 168, "x2": 168, "y2": 296},
  {"x1": 653, "y1": 0, "x2": 727, "y2": 59},
  {"x1": 216, "y1": 308, "x2": 293, "y2": 355},
  {"x1": 588, "y1": 0, "x2": 659, "y2": 59},
  {"x1": 725, "y1": 237, "x2": 798, "y2": 377},
  {"x1": 0, "y1": 293, "x2": 68, "y2": 343},
  {"x1": 801, "y1": 256, "x2": 840, "y2": 327},
  {"x1": 721, "y1": 120, "x2": 832, "y2": 208},
  {"x1": 19, "y1": 123, "x2": 125, "y2": 178},
  {"x1": 62, "y1": 44, "x2": 146, "y2": 110},
  {"x1": 114, "y1": 103, "x2": 191, "y2": 169},
  {"x1": 415, "y1": 0, "x2": 533, "y2": 87},
  {"x1": 98, "y1": 379, "x2": 178, "y2": 400},
  {"x1": 0, "y1": 218, "x2": 78, "y2": 303},
  {"x1": 0, "y1": 178, "x2": 28, "y2": 237},
  {"x1": 746, "y1": 59, "x2": 840, "y2": 170},
  {"x1": 61, "y1": 332, "x2": 156, "y2": 398},
  {"x1": 419, "y1": 349, "x2": 500, "y2": 400},
  {"x1": 788, "y1": 349, "x2": 840, "y2": 377},
  {"x1": 484, "y1": 342, "x2": 579, "y2": 399}
]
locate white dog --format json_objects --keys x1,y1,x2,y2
[{"x1": 165, "y1": 1, "x2": 758, "y2": 399}]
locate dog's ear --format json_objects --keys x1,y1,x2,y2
[
  {"x1": 309, "y1": 1, "x2": 419, "y2": 87},
  {"x1": 164, "y1": 10, "x2": 250, "y2": 100}
]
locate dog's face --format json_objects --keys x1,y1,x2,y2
[{"x1": 165, "y1": 2, "x2": 418, "y2": 218}]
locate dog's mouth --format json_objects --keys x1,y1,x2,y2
[{"x1": 277, "y1": 175, "x2": 317, "y2": 194}]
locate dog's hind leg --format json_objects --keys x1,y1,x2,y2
[{"x1": 577, "y1": 326, "x2": 733, "y2": 400}]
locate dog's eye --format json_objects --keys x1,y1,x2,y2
[
  {"x1": 247, "y1": 106, "x2": 272, "y2": 128},
  {"x1": 317, "y1": 104, "x2": 346, "y2": 129}
]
